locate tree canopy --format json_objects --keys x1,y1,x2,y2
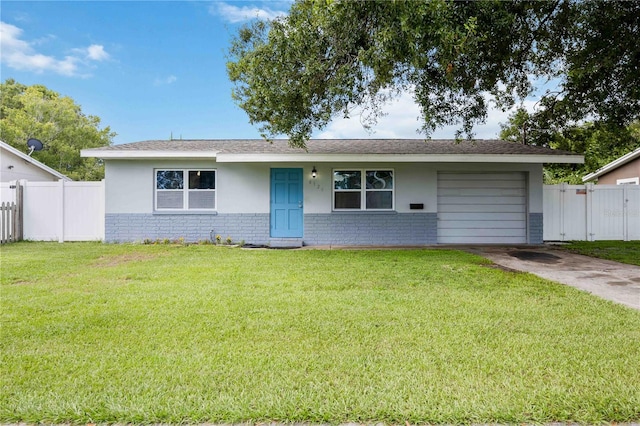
[
  {"x1": 500, "y1": 109, "x2": 640, "y2": 183},
  {"x1": 0, "y1": 79, "x2": 115, "y2": 180},
  {"x1": 227, "y1": 0, "x2": 640, "y2": 148}
]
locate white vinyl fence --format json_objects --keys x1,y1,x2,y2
[
  {"x1": 1, "y1": 179, "x2": 104, "y2": 242},
  {"x1": 544, "y1": 183, "x2": 640, "y2": 241}
]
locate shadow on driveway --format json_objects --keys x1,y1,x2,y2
[{"x1": 464, "y1": 245, "x2": 640, "y2": 310}]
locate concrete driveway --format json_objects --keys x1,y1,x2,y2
[{"x1": 466, "y1": 245, "x2": 640, "y2": 310}]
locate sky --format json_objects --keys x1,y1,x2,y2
[{"x1": 1, "y1": 1, "x2": 534, "y2": 145}]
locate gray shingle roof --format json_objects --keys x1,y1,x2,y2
[{"x1": 89, "y1": 139, "x2": 579, "y2": 156}]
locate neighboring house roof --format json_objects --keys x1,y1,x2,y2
[
  {"x1": 82, "y1": 139, "x2": 584, "y2": 164},
  {"x1": 0, "y1": 140, "x2": 72, "y2": 181},
  {"x1": 582, "y1": 147, "x2": 640, "y2": 182}
]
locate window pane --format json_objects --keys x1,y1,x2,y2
[
  {"x1": 334, "y1": 171, "x2": 361, "y2": 190},
  {"x1": 189, "y1": 191, "x2": 215, "y2": 209},
  {"x1": 189, "y1": 171, "x2": 215, "y2": 189},
  {"x1": 157, "y1": 191, "x2": 183, "y2": 209},
  {"x1": 335, "y1": 192, "x2": 361, "y2": 209},
  {"x1": 157, "y1": 171, "x2": 183, "y2": 189},
  {"x1": 366, "y1": 170, "x2": 393, "y2": 189},
  {"x1": 366, "y1": 191, "x2": 392, "y2": 209}
]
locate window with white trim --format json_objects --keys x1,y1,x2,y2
[
  {"x1": 333, "y1": 169, "x2": 394, "y2": 210},
  {"x1": 155, "y1": 169, "x2": 216, "y2": 210}
]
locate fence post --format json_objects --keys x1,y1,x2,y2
[
  {"x1": 58, "y1": 179, "x2": 65, "y2": 243},
  {"x1": 15, "y1": 181, "x2": 23, "y2": 241},
  {"x1": 1, "y1": 202, "x2": 6, "y2": 244},
  {"x1": 585, "y1": 183, "x2": 594, "y2": 241},
  {"x1": 99, "y1": 179, "x2": 106, "y2": 241},
  {"x1": 560, "y1": 182, "x2": 568, "y2": 241},
  {"x1": 623, "y1": 184, "x2": 629, "y2": 242}
]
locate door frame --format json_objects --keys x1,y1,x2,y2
[{"x1": 270, "y1": 168, "x2": 304, "y2": 238}]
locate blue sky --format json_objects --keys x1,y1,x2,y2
[{"x1": 1, "y1": 1, "x2": 524, "y2": 145}]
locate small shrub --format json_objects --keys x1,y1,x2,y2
[
  {"x1": 225, "y1": 236, "x2": 233, "y2": 245},
  {"x1": 215, "y1": 235, "x2": 222, "y2": 245},
  {"x1": 142, "y1": 238, "x2": 153, "y2": 245}
]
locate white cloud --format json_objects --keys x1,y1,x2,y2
[
  {"x1": 154, "y1": 75, "x2": 177, "y2": 86},
  {"x1": 212, "y1": 2, "x2": 288, "y2": 23},
  {"x1": 0, "y1": 21, "x2": 109, "y2": 77},
  {"x1": 315, "y1": 90, "x2": 540, "y2": 140},
  {"x1": 86, "y1": 44, "x2": 109, "y2": 61}
]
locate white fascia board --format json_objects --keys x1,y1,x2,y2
[
  {"x1": 582, "y1": 147, "x2": 640, "y2": 182},
  {"x1": 216, "y1": 153, "x2": 585, "y2": 164},
  {"x1": 81, "y1": 149, "x2": 219, "y2": 159}
]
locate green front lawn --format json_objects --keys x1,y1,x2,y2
[
  {"x1": 1, "y1": 242, "x2": 639, "y2": 424},
  {"x1": 560, "y1": 240, "x2": 640, "y2": 266}
]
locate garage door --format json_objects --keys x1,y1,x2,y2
[{"x1": 438, "y1": 172, "x2": 527, "y2": 244}]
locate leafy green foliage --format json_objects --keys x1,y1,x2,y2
[
  {"x1": 2, "y1": 243, "x2": 640, "y2": 423},
  {"x1": 227, "y1": 0, "x2": 640, "y2": 148},
  {"x1": 500, "y1": 109, "x2": 640, "y2": 183},
  {"x1": 0, "y1": 79, "x2": 115, "y2": 180}
]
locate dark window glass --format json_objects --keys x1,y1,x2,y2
[
  {"x1": 366, "y1": 171, "x2": 393, "y2": 189},
  {"x1": 156, "y1": 171, "x2": 183, "y2": 189},
  {"x1": 335, "y1": 192, "x2": 361, "y2": 209},
  {"x1": 189, "y1": 171, "x2": 215, "y2": 189},
  {"x1": 334, "y1": 171, "x2": 361, "y2": 190},
  {"x1": 366, "y1": 191, "x2": 392, "y2": 209}
]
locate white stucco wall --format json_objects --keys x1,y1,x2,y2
[{"x1": 104, "y1": 160, "x2": 543, "y2": 215}]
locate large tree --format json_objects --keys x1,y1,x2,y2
[
  {"x1": 0, "y1": 79, "x2": 115, "y2": 180},
  {"x1": 500, "y1": 108, "x2": 640, "y2": 183},
  {"x1": 227, "y1": 0, "x2": 640, "y2": 147}
]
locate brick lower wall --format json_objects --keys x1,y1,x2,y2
[
  {"x1": 105, "y1": 213, "x2": 270, "y2": 244},
  {"x1": 105, "y1": 212, "x2": 438, "y2": 245},
  {"x1": 529, "y1": 212, "x2": 543, "y2": 244},
  {"x1": 105, "y1": 212, "x2": 541, "y2": 245},
  {"x1": 304, "y1": 212, "x2": 438, "y2": 245}
]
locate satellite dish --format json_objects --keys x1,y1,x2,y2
[{"x1": 26, "y1": 138, "x2": 44, "y2": 156}]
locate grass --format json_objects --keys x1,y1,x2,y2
[
  {"x1": 559, "y1": 240, "x2": 640, "y2": 266},
  {"x1": 1, "y1": 242, "x2": 639, "y2": 424}
]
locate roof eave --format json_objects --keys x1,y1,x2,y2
[
  {"x1": 216, "y1": 153, "x2": 585, "y2": 164},
  {"x1": 81, "y1": 150, "x2": 584, "y2": 163},
  {"x1": 582, "y1": 147, "x2": 640, "y2": 182},
  {"x1": 80, "y1": 149, "x2": 219, "y2": 159}
]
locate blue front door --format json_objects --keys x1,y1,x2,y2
[{"x1": 270, "y1": 168, "x2": 303, "y2": 238}]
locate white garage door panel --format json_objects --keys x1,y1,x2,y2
[
  {"x1": 438, "y1": 180, "x2": 525, "y2": 189},
  {"x1": 439, "y1": 189, "x2": 525, "y2": 197},
  {"x1": 438, "y1": 204, "x2": 526, "y2": 213},
  {"x1": 443, "y1": 235, "x2": 528, "y2": 244},
  {"x1": 437, "y1": 227, "x2": 527, "y2": 237},
  {"x1": 442, "y1": 173, "x2": 525, "y2": 181},
  {"x1": 438, "y1": 172, "x2": 527, "y2": 244},
  {"x1": 438, "y1": 196, "x2": 526, "y2": 205},
  {"x1": 439, "y1": 212, "x2": 526, "y2": 222}
]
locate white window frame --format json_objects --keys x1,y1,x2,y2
[
  {"x1": 155, "y1": 169, "x2": 217, "y2": 211},
  {"x1": 333, "y1": 168, "x2": 395, "y2": 211},
  {"x1": 616, "y1": 177, "x2": 639, "y2": 185}
]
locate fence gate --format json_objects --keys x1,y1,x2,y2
[{"x1": 543, "y1": 183, "x2": 640, "y2": 241}]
